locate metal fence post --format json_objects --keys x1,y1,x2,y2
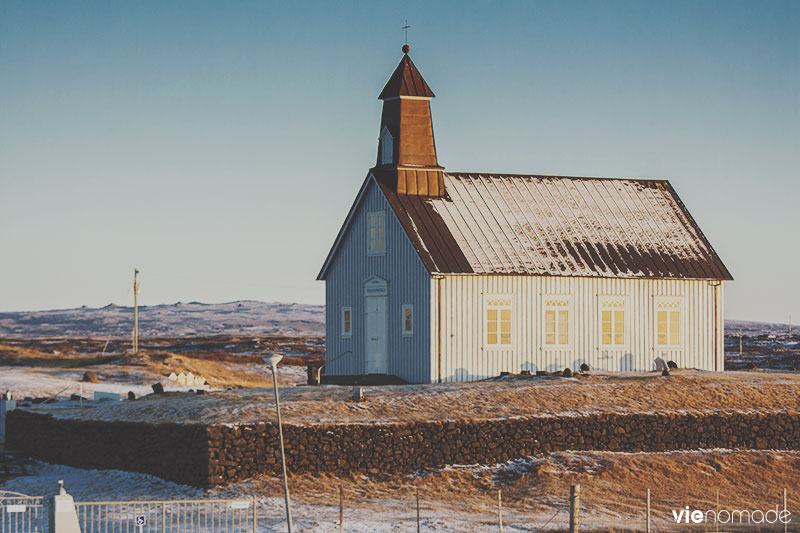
[
  {"x1": 253, "y1": 495, "x2": 258, "y2": 533},
  {"x1": 497, "y1": 489, "x2": 503, "y2": 532},
  {"x1": 569, "y1": 484, "x2": 580, "y2": 533},
  {"x1": 646, "y1": 489, "x2": 650, "y2": 533},
  {"x1": 162, "y1": 501, "x2": 166, "y2": 532},
  {"x1": 415, "y1": 487, "x2": 420, "y2": 533}
]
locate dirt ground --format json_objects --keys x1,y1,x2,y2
[{"x1": 23, "y1": 369, "x2": 800, "y2": 425}]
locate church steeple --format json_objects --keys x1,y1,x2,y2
[
  {"x1": 378, "y1": 50, "x2": 435, "y2": 99},
  {"x1": 373, "y1": 46, "x2": 444, "y2": 197}
]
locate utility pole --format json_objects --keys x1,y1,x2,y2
[
  {"x1": 739, "y1": 329, "x2": 743, "y2": 356},
  {"x1": 133, "y1": 268, "x2": 140, "y2": 354}
]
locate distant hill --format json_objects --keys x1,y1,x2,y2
[
  {"x1": 0, "y1": 301, "x2": 325, "y2": 338},
  {"x1": 725, "y1": 319, "x2": 795, "y2": 337},
  {"x1": 0, "y1": 302, "x2": 790, "y2": 339}
]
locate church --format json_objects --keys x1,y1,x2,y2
[{"x1": 317, "y1": 46, "x2": 732, "y2": 384}]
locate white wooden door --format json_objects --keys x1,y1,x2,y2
[{"x1": 365, "y1": 296, "x2": 388, "y2": 374}]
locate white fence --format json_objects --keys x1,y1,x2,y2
[
  {"x1": 74, "y1": 498, "x2": 257, "y2": 533},
  {"x1": 0, "y1": 492, "x2": 46, "y2": 533},
  {"x1": 1, "y1": 491, "x2": 258, "y2": 533}
]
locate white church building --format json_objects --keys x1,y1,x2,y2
[{"x1": 317, "y1": 47, "x2": 732, "y2": 384}]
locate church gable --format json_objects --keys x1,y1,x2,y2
[
  {"x1": 319, "y1": 46, "x2": 731, "y2": 283},
  {"x1": 317, "y1": 174, "x2": 428, "y2": 280}
]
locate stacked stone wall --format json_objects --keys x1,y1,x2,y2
[{"x1": 9, "y1": 410, "x2": 800, "y2": 488}]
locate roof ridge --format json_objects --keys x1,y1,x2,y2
[{"x1": 445, "y1": 172, "x2": 668, "y2": 183}]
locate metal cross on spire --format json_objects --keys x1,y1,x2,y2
[{"x1": 403, "y1": 20, "x2": 410, "y2": 45}]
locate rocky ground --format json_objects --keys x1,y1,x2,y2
[{"x1": 18, "y1": 369, "x2": 800, "y2": 425}]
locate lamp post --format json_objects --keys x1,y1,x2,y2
[{"x1": 263, "y1": 353, "x2": 293, "y2": 532}]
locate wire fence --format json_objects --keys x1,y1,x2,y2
[
  {"x1": 1, "y1": 486, "x2": 795, "y2": 532},
  {"x1": 321, "y1": 485, "x2": 796, "y2": 532}
]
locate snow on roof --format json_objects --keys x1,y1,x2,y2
[{"x1": 381, "y1": 173, "x2": 732, "y2": 279}]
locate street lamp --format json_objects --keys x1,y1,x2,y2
[{"x1": 263, "y1": 353, "x2": 293, "y2": 533}]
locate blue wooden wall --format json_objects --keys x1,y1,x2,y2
[{"x1": 323, "y1": 176, "x2": 433, "y2": 383}]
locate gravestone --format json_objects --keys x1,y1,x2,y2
[
  {"x1": 352, "y1": 386, "x2": 364, "y2": 402},
  {"x1": 0, "y1": 393, "x2": 17, "y2": 447},
  {"x1": 93, "y1": 391, "x2": 121, "y2": 402}
]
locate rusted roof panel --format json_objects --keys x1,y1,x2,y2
[
  {"x1": 378, "y1": 54, "x2": 435, "y2": 99},
  {"x1": 379, "y1": 181, "x2": 472, "y2": 273},
  {"x1": 385, "y1": 173, "x2": 732, "y2": 280}
]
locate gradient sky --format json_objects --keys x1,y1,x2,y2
[{"x1": 1, "y1": 1, "x2": 798, "y2": 323}]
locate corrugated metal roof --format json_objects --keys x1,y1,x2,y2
[
  {"x1": 378, "y1": 54, "x2": 435, "y2": 99},
  {"x1": 383, "y1": 173, "x2": 732, "y2": 280}
]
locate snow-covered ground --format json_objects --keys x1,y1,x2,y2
[
  {"x1": 0, "y1": 367, "x2": 208, "y2": 399},
  {"x1": 0, "y1": 457, "x2": 635, "y2": 531},
  {"x1": 0, "y1": 364, "x2": 306, "y2": 400},
  {"x1": 4, "y1": 449, "x2": 797, "y2": 532}
]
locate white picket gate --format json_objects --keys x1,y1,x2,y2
[
  {"x1": 74, "y1": 498, "x2": 257, "y2": 533},
  {"x1": 0, "y1": 491, "x2": 46, "y2": 533}
]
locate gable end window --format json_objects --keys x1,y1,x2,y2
[
  {"x1": 367, "y1": 211, "x2": 386, "y2": 255},
  {"x1": 341, "y1": 307, "x2": 352, "y2": 338},
  {"x1": 544, "y1": 297, "x2": 570, "y2": 346},
  {"x1": 401, "y1": 304, "x2": 413, "y2": 335},
  {"x1": 485, "y1": 295, "x2": 512, "y2": 347}
]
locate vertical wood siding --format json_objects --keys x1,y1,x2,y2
[
  {"x1": 324, "y1": 179, "x2": 431, "y2": 382},
  {"x1": 433, "y1": 275, "x2": 725, "y2": 382}
]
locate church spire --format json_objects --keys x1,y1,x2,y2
[
  {"x1": 373, "y1": 46, "x2": 444, "y2": 197},
  {"x1": 378, "y1": 48, "x2": 435, "y2": 99}
]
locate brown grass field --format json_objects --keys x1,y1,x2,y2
[
  {"x1": 231, "y1": 449, "x2": 800, "y2": 531},
  {"x1": 2, "y1": 335, "x2": 799, "y2": 530}
]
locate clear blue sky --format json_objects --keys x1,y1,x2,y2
[{"x1": 1, "y1": 1, "x2": 797, "y2": 323}]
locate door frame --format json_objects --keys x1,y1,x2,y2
[{"x1": 363, "y1": 276, "x2": 389, "y2": 374}]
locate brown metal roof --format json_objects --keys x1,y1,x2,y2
[
  {"x1": 378, "y1": 54, "x2": 435, "y2": 100},
  {"x1": 383, "y1": 173, "x2": 732, "y2": 280}
]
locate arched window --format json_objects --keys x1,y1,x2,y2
[{"x1": 380, "y1": 126, "x2": 393, "y2": 165}]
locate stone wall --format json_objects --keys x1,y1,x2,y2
[
  {"x1": 207, "y1": 411, "x2": 800, "y2": 485},
  {"x1": 8, "y1": 409, "x2": 800, "y2": 488},
  {"x1": 6, "y1": 411, "x2": 209, "y2": 486}
]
